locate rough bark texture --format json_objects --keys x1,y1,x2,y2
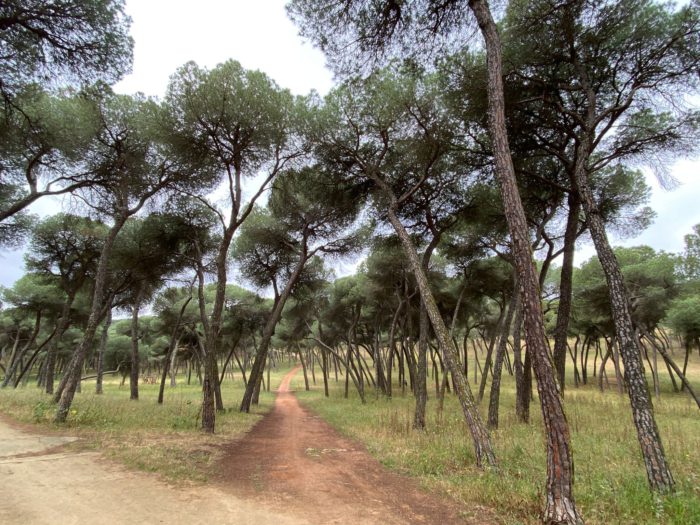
[
  {"x1": 573, "y1": 132, "x2": 675, "y2": 492},
  {"x1": 467, "y1": 1, "x2": 582, "y2": 521},
  {"x1": 387, "y1": 207, "x2": 496, "y2": 469}
]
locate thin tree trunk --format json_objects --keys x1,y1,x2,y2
[
  {"x1": 553, "y1": 193, "x2": 580, "y2": 391},
  {"x1": 13, "y1": 328, "x2": 57, "y2": 388},
  {"x1": 488, "y1": 285, "x2": 518, "y2": 429},
  {"x1": 298, "y1": 345, "x2": 310, "y2": 391},
  {"x1": 385, "y1": 206, "x2": 496, "y2": 468},
  {"x1": 45, "y1": 294, "x2": 75, "y2": 395},
  {"x1": 414, "y1": 302, "x2": 429, "y2": 429},
  {"x1": 240, "y1": 249, "x2": 310, "y2": 413},
  {"x1": 478, "y1": 305, "x2": 506, "y2": 402},
  {"x1": 2, "y1": 310, "x2": 42, "y2": 388},
  {"x1": 646, "y1": 335, "x2": 700, "y2": 410},
  {"x1": 130, "y1": 283, "x2": 145, "y2": 401},
  {"x1": 96, "y1": 306, "x2": 113, "y2": 395}
]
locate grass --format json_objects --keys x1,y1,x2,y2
[
  {"x1": 0, "y1": 366, "x2": 291, "y2": 483},
  {"x1": 293, "y1": 351, "x2": 700, "y2": 525}
]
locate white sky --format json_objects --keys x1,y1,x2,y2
[
  {"x1": 1, "y1": 0, "x2": 699, "y2": 287},
  {"x1": 114, "y1": 0, "x2": 334, "y2": 98}
]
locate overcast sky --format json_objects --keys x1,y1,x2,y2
[{"x1": 1, "y1": 0, "x2": 699, "y2": 287}]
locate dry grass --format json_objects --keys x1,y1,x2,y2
[
  {"x1": 0, "y1": 367, "x2": 291, "y2": 483},
  {"x1": 294, "y1": 349, "x2": 700, "y2": 524}
]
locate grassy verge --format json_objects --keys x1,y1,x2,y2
[
  {"x1": 293, "y1": 356, "x2": 700, "y2": 524},
  {"x1": 0, "y1": 366, "x2": 290, "y2": 483}
]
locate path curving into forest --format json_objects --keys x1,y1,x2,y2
[{"x1": 217, "y1": 367, "x2": 493, "y2": 525}]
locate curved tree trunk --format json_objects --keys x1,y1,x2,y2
[
  {"x1": 478, "y1": 304, "x2": 506, "y2": 402},
  {"x1": 130, "y1": 283, "x2": 145, "y2": 401},
  {"x1": 467, "y1": 1, "x2": 582, "y2": 521},
  {"x1": 44, "y1": 293, "x2": 75, "y2": 395},
  {"x1": 2, "y1": 310, "x2": 42, "y2": 388},
  {"x1": 13, "y1": 327, "x2": 57, "y2": 388},
  {"x1": 488, "y1": 282, "x2": 518, "y2": 429}
]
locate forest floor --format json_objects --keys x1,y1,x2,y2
[
  {"x1": 0, "y1": 367, "x2": 493, "y2": 525},
  {"x1": 216, "y1": 366, "x2": 494, "y2": 524},
  {"x1": 0, "y1": 415, "x2": 306, "y2": 525}
]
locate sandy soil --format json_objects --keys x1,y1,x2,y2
[
  {"x1": 0, "y1": 367, "x2": 495, "y2": 524},
  {"x1": 216, "y1": 367, "x2": 495, "y2": 524},
  {"x1": 0, "y1": 418, "x2": 305, "y2": 525}
]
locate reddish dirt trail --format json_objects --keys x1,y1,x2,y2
[{"x1": 217, "y1": 367, "x2": 494, "y2": 525}]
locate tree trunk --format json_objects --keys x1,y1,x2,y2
[
  {"x1": 44, "y1": 294, "x2": 75, "y2": 395},
  {"x1": 298, "y1": 345, "x2": 310, "y2": 391},
  {"x1": 96, "y1": 306, "x2": 113, "y2": 395},
  {"x1": 13, "y1": 328, "x2": 57, "y2": 388},
  {"x1": 240, "y1": 250, "x2": 310, "y2": 413},
  {"x1": 552, "y1": 193, "x2": 580, "y2": 391},
  {"x1": 2, "y1": 310, "x2": 42, "y2": 388},
  {"x1": 573, "y1": 122, "x2": 675, "y2": 492},
  {"x1": 467, "y1": 1, "x2": 582, "y2": 520},
  {"x1": 414, "y1": 299, "x2": 429, "y2": 429},
  {"x1": 386, "y1": 207, "x2": 496, "y2": 468},
  {"x1": 130, "y1": 283, "x2": 145, "y2": 401},
  {"x1": 55, "y1": 214, "x2": 128, "y2": 422},
  {"x1": 488, "y1": 285, "x2": 518, "y2": 429},
  {"x1": 478, "y1": 305, "x2": 506, "y2": 402}
]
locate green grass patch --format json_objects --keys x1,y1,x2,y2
[
  {"x1": 293, "y1": 354, "x2": 700, "y2": 524},
  {"x1": 0, "y1": 366, "x2": 290, "y2": 483}
]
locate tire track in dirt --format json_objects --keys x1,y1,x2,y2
[{"x1": 217, "y1": 367, "x2": 496, "y2": 525}]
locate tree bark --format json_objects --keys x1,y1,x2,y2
[
  {"x1": 488, "y1": 283, "x2": 518, "y2": 429},
  {"x1": 44, "y1": 293, "x2": 75, "y2": 395},
  {"x1": 2, "y1": 310, "x2": 42, "y2": 388},
  {"x1": 573, "y1": 119, "x2": 675, "y2": 493},
  {"x1": 130, "y1": 283, "x2": 145, "y2": 401},
  {"x1": 467, "y1": 1, "x2": 582, "y2": 520},
  {"x1": 478, "y1": 305, "x2": 506, "y2": 402},
  {"x1": 240, "y1": 250, "x2": 310, "y2": 413}
]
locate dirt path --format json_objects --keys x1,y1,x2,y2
[
  {"x1": 0, "y1": 418, "x2": 305, "y2": 525},
  {"x1": 217, "y1": 367, "x2": 494, "y2": 525}
]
